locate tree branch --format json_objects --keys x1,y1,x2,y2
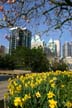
[
  {"x1": 50, "y1": 0, "x2": 72, "y2": 6},
  {"x1": 55, "y1": 17, "x2": 72, "y2": 29},
  {"x1": 43, "y1": 6, "x2": 58, "y2": 15},
  {"x1": 65, "y1": 0, "x2": 72, "y2": 6}
]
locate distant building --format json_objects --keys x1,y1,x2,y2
[
  {"x1": 63, "y1": 41, "x2": 72, "y2": 58},
  {"x1": 31, "y1": 37, "x2": 61, "y2": 59},
  {"x1": 31, "y1": 34, "x2": 45, "y2": 48},
  {"x1": 5, "y1": 47, "x2": 9, "y2": 54},
  {"x1": 47, "y1": 38, "x2": 57, "y2": 57},
  {"x1": 0, "y1": 45, "x2": 5, "y2": 55},
  {"x1": 9, "y1": 27, "x2": 32, "y2": 54},
  {"x1": 63, "y1": 56, "x2": 72, "y2": 70},
  {"x1": 46, "y1": 38, "x2": 61, "y2": 59},
  {"x1": 54, "y1": 40, "x2": 61, "y2": 57},
  {"x1": 44, "y1": 47, "x2": 55, "y2": 60},
  {"x1": 70, "y1": 41, "x2": 72, "y2": 57},
  {"x1": 47, "y1": 39, "x2": 57, "y2": 57}
]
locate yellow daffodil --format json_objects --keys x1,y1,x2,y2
[
  {"x1": 65, "y1": 101, "x2": 72, "y2": 108},
  {"x1": 61, "y1": 84, "x2": 65, "y2": 88},
  {"x1": 48, "y1": 99, "x2": 57, "y2": 108},
  {"x1": 53, "y1": 77, "x2": 57, "y2": 81},
  {"x1": 14, "y1": 97, "x2": 22, "y2": 107},
  {"x1": 51, "y1": 83, "x2": 56, "y2": 88},
  {"x1": 49, "y1": 79, "x2": 54, "y2": 83},
  {"x1": 16, "y1": 85, "x2": 22, "y2": 91},
  {"x1": 47, "y1": 91, "x2": 55, "y2": 98},
  {"x1": 35, "y1": 91, "x2": 41, "y2": 98},
  {"x1": 22, "y1": 94, "x2": 31, "y2": 102},
  {"x1": 13, "y1": 81, "x2": 17, "y2": 86}
]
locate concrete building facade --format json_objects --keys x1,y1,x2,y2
[
  {"x1": 31, "y1": 34, "x2": 45, "y2": 49},
  {"x1": 63, "y1": 41, "x2": 72, "y2": 58},
  {"x1": 54, "y1": 40, "x2": 61, "y2": 57}
]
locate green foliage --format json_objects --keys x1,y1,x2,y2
[
  {"x1": 0, "y1": 54, "x2": 15, "y2": 70},
  {"x1": 11, "y1": 47, "x2": 26, "y2": 70},
  {"x1": 51, "y1": 59, "x2": 68, "y2": 71},
  {"x1": 30, "y1": 47, "x2": 50, "y2": 72},
  {"x1": 0, "y1": 47, "x2": 68, "y2": 71},
  {"x1": 11, "y1": 47, "x2": 50, "y2": 72}
]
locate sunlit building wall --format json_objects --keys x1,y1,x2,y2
[
  {"x1": 31, "y1": 34, "x2": 45, "y2": 48},
  {"x1": 63, "y1": 41, "x2": 72, "y2": 58},
  {"x1": 54, "y1": 40, "x2": 61, "y2": 57}
]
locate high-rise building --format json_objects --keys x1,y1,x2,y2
[
  {"x1": 47, "y1": 39, "x2": 55, "y2": 57},
  {"x1": 54, "y1": 40, "x2": 61, "y2": 57},
  {"x1": 9, "y1": 27, "x2": 32, "y2": 54},
  {"x1": 63, "y1": 41, "x2": 72, "y2": 58},
  {"x1": 70, "y1": 41, "x2": 72, "y2": 57},
  {"x1": 47, "y1": 39, "x2": 61, "y2": 57}
]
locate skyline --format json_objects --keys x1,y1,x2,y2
[
  {"x1": 0, "y1": 27, "x2": 72, "y2": 57},
  {"x1": 0, "y1": 27, "x2": 72, "y2": 48}
]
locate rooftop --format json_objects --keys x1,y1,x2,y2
[{"x1": 10, "y1": 27, "x2": 27, "y2": 30}]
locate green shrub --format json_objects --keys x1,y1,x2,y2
[{"x1": 51, "y1": 59, "x2": 68, "y2": 71}]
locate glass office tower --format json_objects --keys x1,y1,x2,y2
[{"x1": 9, "y1": 27, "x2": 32, "y2": 54}]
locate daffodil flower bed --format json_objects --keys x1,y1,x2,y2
[{"x1": 5, "y1": 71, "x2": 72, "y2": 108}]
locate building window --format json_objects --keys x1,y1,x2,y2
[{"x1": 19, "y1": 30, "x2": 23, "y2": 46}]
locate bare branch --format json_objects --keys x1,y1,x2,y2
[
  {"x1": 0, "y1": 0, "x2": 72, "y2": 34},
  {"x1": 43, "y1": 6, "x2": 58, "y2": 15},
  {"x1": 50, "y1": 0, "x2": 72, "y2": 6},
  {"x1": 55, "y1": 17, "x2": 72, "y2": 29},
  {"x1": 65, "y1": 0, "x2": 72, "y2": 6}
]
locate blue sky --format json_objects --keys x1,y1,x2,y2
[
  {"x1": 42, "y1": 29, "x2": 72, "y2": 46},
  {"x1": 0, "y1": 1, "x2": 72, "y2": 50}
]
